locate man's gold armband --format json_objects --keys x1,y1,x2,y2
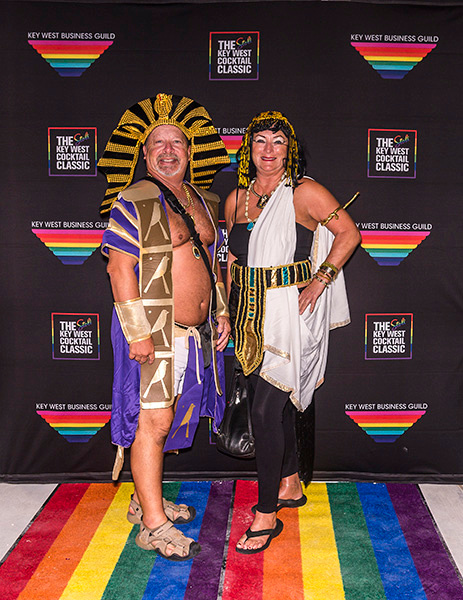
[
  {"x1": 215, "y1": 282, "x2": 229, "y2": 318},
  {"x1": 114, "y1": 297, "x2": 152, "y2": 344}
]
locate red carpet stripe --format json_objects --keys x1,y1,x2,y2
[
  {"x1": 17, "y1": 484, "x2": 119, "y2": 600},
  {"x1": 387, "y1": 484, "x2": 463, "y2": 600},
  {"x1": 0, "y1": 483, "x2": 89, "y2": 600},
  {"x1": 221, "y1": 480, "x2": 263, "y2": 600}
]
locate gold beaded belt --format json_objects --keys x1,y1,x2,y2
[
  {"x1": 230, "y1": 259, "x2": 311, "y2": 290},
  {"x1": 230, "y1": 259, "x2": 311, "y2": 375}
]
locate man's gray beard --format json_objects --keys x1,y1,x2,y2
[{"x1": 153, "y1": 159, "x2": 184, "y2": 178}]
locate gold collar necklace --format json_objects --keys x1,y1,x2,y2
[
  {"x1": 245, "y1": 176, "x2": 284, "y2": 231},
  {"x1": 250, "y1": 178, "x2": 281, "y2": 209}
]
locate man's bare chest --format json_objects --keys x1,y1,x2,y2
[{"x1": 166, "y1": 200, "x2": 216, "y2": 249}]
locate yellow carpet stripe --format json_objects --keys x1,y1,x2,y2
[
  {"x1": 300, "y1": 483, "x2": 345, "y2": 600},
  {"x1": 60, "y1": 483, "x2": 133, "y2": 600}
]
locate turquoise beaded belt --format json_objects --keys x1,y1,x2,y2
[
  {"x1": 230, "y1": 259, "x2": 311, "y2": 290},
  {"x1": 230, "y1": 259, "x2": 311, "y2": 375}
]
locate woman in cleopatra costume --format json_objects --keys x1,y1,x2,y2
[
  {"x1": 98, "y1": 94, "x2": 230, "y2": 560},
  {"x1": 224, "y1": 111, "x2": 360, "y2": 553}
]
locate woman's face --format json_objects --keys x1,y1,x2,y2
[{"x1": 251, "y1": 129, "x2": 289, "y2": 177}]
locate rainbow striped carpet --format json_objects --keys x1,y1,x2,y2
[{"x1": 1, "y1": 480, "x2": 462, "y2": 600}]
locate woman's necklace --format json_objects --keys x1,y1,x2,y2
[
  {"x1": 250, "y1": 177, "x2": 281, "y2": 209},
  {"x1": 245, "y1": 176, "x2": 283, "y2": 231},
  {"x1": 244, "y1": 186, "x2": 258, "y2": 231}
]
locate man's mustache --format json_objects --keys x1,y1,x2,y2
[{"x1": 157, "y1": 154, "x2": 180, "y2": 161}]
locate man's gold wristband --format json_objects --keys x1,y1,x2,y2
[
  {"x1": 215, "y1": 282, "x2": 230, "y2": 318},
  {"x1": 114, "y1": 297, "x2": 152, "y2": 345}
]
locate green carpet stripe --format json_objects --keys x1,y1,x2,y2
[
  {"x1": 328, "y1": 483, "x2": 387, "y2": 600},
  {"x1": 101, "y1": 482, "x2": 182, "y2": 600}
]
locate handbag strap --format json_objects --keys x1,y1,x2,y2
[{"x1": 144, "y1": 175, "x2": 217, "y2": 317}]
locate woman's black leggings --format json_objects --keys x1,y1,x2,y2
[{"x1": 249, "y1": 372, "x2": 299, "y2": 513}]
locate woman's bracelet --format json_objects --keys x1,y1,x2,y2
[
  {"x1": 319, "y1": 261, "x2": 339, "y2": 280},
  {"x1": 313, "y1": 273, "x2": 329, "y2": 287}
]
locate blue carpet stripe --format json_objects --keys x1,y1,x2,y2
[
  {"x1": 356, "y1": 483, "x2": 427, "y2": 600},
  {"x1": 142, "y1": 481, "x2": 211, "y2": 600}
]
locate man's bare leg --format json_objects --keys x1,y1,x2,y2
[{"x1": 130, "y1": 406, "x2": 173, "y2": 530}]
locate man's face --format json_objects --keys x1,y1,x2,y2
[{"x1": 143, "y1": 124, "x2": 191, "y2": 179}]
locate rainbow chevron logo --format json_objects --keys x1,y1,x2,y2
[
  {"x1": 37, "y1": 411, "x2": 111, "y2": 442},
  {"x1": 351, "y1": 42, "x2": 437, "y2": 79},
  {"x1": 361, "y1": 230, "x2": 430, "y2": 266},
  {"x1": 32, "y1": 229, "x2": 104, "y2": 265},
  {"x1": 28, "y1": 40, "x2": 113, "y2": 77},
  {"x1": 346, "y1": 410, "x2": 426, "y2": 442},
  {"x1": 221, "y1": 135, "x2": 242, "y2": 171}
]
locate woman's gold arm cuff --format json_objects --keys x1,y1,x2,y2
[{"x1": 114, "y1": 297, "x2": 152, "y2": 344}]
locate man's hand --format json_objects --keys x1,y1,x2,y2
[
  {"x1": 216, "y1": 316, "x2": 231, "y2": 352},
  {"x1": 129, "y1": 337, "x2": 155, "y2": 365}
]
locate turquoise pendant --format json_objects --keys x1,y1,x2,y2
[{"x1": 247, "y1": 222, "x2": 255, "y2": 231}]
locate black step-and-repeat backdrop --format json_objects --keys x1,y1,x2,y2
[{"x1": 1, "y1": 0, "x2": 462, "y2": 482}]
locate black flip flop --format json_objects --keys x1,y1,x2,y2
[
  {"x1": 276, "y1": 494, "x2": 307, "y2": 509},
  {"x1": 236, "y1": 518, "x2": 283, "y2": 554},
  {"x1": 251, "y1": 494, "x2": 307, "y2": 514}
]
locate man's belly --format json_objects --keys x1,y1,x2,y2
[{"x1": 172, "y1": 243, "x2": 212, "y2": 325}]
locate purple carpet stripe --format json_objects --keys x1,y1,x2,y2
[
  {"x1": 356, "y1": 482, "x2": 427, "y2": 600},
  {"x1": 387, "y1": 483, "x2": 463, "y2": 600},
  {"x1": 142, "y1": 481, "x2": 211, "y2": 600},
  {"x1": 184, "y1": 480, "x2": 234, "y2": 600}
]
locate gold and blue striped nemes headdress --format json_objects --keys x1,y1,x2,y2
[
  {"x1": 237, "y1": 110, "x2": 299, "y2": 189},
  {"x1": 98, "y1": 94, "x2": 230, "y2": 216}
]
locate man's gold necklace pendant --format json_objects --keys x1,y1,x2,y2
[{"x1": 191, "y1": 243, "x2": 201, "y2": 259}]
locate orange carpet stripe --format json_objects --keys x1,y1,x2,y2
[
  {"x1": 17, "y1": 483, "x2": 120, "y2": 600},
  {"x1": 59, "y1": 483, "x2": 133, "y2": 599},
  {"x1": 263, "y1": 503, "x2": 304, "y2": 600}
]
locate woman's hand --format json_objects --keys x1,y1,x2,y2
[{"x1": 298, "y1": 278, "x2": 327, "y2": 314}]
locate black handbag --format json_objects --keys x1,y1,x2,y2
[{"x1": 216, "y1": 366, "x2": 255, "y2": 459}]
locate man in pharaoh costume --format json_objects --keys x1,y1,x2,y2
[{"x1": 98, "y1": 94, "x2": 231, "y2": 561}]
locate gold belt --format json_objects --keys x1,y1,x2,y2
[
  {"x1": 231, "y1": 259, "x2": 311, "y2": 290},
  {"x1": 231, "y1": 259, "x2": 311, "y2": 376}
]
